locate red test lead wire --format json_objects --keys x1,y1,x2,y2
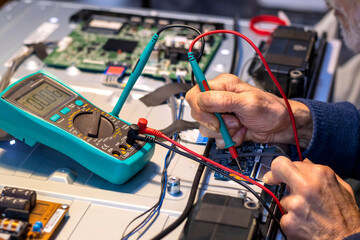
[
  {"x1": 137, "y1": 118, "x2": 286, "y2": 215},
  {"x1": 189, "y1": 30, "x2": 303, "y2": 162},
  {"x1": 249, "y1": 15, "x2": 287, "y2": 36}
]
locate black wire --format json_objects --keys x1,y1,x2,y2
[
  {"x1": 230, "y1": 14, "x2": 240, "y2": 75},
  {"x1": 136, "y1": 176, "x2": 166, "y2": 239},
  {"x1": 156, "y1": 24, "x2": 205, "y2": 62},
  {"x1": 122, "y1": 142, "x2": 176, "y2": 239},
  {"x1": 152, "y1": 165, "x2": 205, "y2": 240},
  {"x1": 0, "y1": 46, "x2": 34, "y2": 92},
  {"x1": 136, "y1": 144, "x2": 179, "y2": 239},
  {"x1": 122, "y1": 107, "x2": 183, "y2": 238},
  {"x1": 138, "y1": 98, "x2": 186, "y2": 238},
  {"x1": 191, "y1": 71, "x2": 196, "y2": 87},
  {"x1": 121, "y1": 181, "x2": 164, "y2": 239},
  {"x1": 122, "y1": 144, "x2": 178, "y2": 239},
  {"x1": 151, "y1": 140, "x2": 213, "y2": 240},
  {"x1": 151, "y1": 139, "x2": 285, "y2": 237},
  {"x1": 156, "y1": 24, "x2": 205, "y2": 87}
]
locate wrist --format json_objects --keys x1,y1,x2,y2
[{"x1": 289, "y1": 100, "x2": 313, "y2": 148}]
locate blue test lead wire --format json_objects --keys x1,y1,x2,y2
[
  {"x1": 123, "y1": 81, "x2": 185, "y2": 240},
  {"x1": 188, "y1": 52, "x2": 239, "y2": 160},
  {"x1": 110, "y1": 33, "x2": 159, "y2": 118}
]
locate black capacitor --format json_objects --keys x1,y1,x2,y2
[
  {"x1": 0, "y1": 196, "x2": 30, "y2": 213},
  {"x1": 1, "y1": 187, "x2": 36, "y2": 209},
  {"x1": 4, "y1": 208, "x2": 30, "y2": 222}
]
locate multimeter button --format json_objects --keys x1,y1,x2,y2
[
  {"x1": 75, "y1": 100, "x2": 84, "y2": 106},
  {"x1": 50, "y1": 114, "x2": 61, "y2": 122},
  {"x1": 60, "y1": 107, "x2": 71, "y2": 115}
]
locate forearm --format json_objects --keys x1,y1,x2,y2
[{"x1": 272, "y1": 99, "x2": 313, "y2": 148}]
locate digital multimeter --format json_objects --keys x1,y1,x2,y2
[{"x1": 0, "y1": 70, "x2": 154, "y2": 184}]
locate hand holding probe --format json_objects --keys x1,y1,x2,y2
[{"x1": 188, "y1": 52, "x2": 239, "y2": 161}]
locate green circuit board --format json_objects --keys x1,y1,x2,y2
[
  {"x1": 209, "y1": 142, "x2": 285, "y2": 182},
  {"x1": 43, "y1": 11, "x2": 224, "y2": 81}
]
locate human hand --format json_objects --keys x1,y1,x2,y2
[
  {"x1": 185, "y1": 73, "x2": 313, "y2": 148},
  {"x1": 263, "y1": 157, "x2": 360, "y2": 240}
]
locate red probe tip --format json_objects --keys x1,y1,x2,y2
[{"x1": 229, "y1": 146, "x2": 238, "y2": 160}]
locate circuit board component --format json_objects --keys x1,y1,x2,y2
[
  {"x1": 209, "y1": 142, "x2": 287, "y2": 182},
  {"x1": 0, "y1": 186, "x2": 68, "y2": 240},
  {"x1": 43, "y1": 9, "x2": 224, "y2": 82}
]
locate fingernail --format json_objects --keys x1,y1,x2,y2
[
  {"x1": 216, "y1": 139, "x2": 225, "y2": 148},
  {"x1": 227, "y1": 120, "x2": 240, "y2": 128},
  {"x1": 206, "y1": 123, "x2": 217, "y2": 132},
  {"x1": 262, "y1": 175, "x2": 269, "y2": 184}
]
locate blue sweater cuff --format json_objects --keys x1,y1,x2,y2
[
  {"x1": 291, "y1": 99, "x2": 360, "y2": 178},
  {"x1": 344, "y1": 232, "x2": 360, "y2": 240}
]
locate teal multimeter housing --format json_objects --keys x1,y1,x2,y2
[{"x1": 0, "y1": 70, "x2": 154, "y2": 184}]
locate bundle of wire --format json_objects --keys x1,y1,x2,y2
[
  {"x1": 137, "y1": 122, "x2": 286, "y2": 215},
  {"x1": 121, "y1": 77, "x2": 185, "y2": 240},
  {"x1": 123, "y1": 26, "x2": 299, "y2": 239},
  {"x1": 132, "y1": 29, "x2": 308, "y2": 219},
  {"x1": 120, "y1": 24, "x2": 205, "y2": 239},
  {"x1": 0, "y1": 46, "x2": 34, "y2": 92},
  {"x1": 134, "y1": 29, "x2": 306, "y2": 218}
]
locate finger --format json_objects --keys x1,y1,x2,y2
[
  {"x1": 186, "y1": 85, "x2": 218, "y2": 130},
  {"x1": 198, "y1": 90, "x2": 251, "y2": 114},
  {"x1": 199, "y1": 124, "x2": 242, "y2": 139},
  {"x1": 206, "y1": 73, "x2": 243, "y2": 92},
  {"x1": 214, "y1": 127, "x2": 247, "y2": 148},
  {"x1": 280, "y1": 194, "x2": 308, "y2": 217},
  {"x1": 191, "y1": 108, "x2": 219, "y2": 131},
  {"x1": 293, "y1": 158, "x2": 315, "y2": 170},
  {"x1": 280, "y1": 212, "x2": 300, "y2": 239},
  {"x1": 279, "y1": 195, "x2": 290, "y2": 213},
  {"x1": 185, "y1": 84, "x2": 200, "y2": 105},
  {"x1": 303, "y1": 158, "x2": 312, "y2": 164},
  {"x1": 231, "y1": 127, "x2": 247, "y2": 146},
  {"x1": 186, "y1": 94, "x2": 219, "y2": 131},
  {"x1": 335, "y1": 174, "x2": 355, "y2": 197},
  {"x1": 206, "y1": 74, "x2": 258, "y2": 95},
  {"x1": 199, "y1": 125, "x2": 221, "y2": 138},
  {"x1": 221, "y1": 114, "x2": 242, "y2": 129},
  {"x1": 214, "y1": 138, "x2": 225, "y2": 148},
  {"x1": 263, "y1": 157, "x2": 303, "y2": 188}
]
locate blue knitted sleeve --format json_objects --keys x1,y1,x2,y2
[
  {"x1": 343, "y1": 232, "x2": 360, "y2": 240},
  {"x1": 292, "y1": 99, "x2": 360, "y2": 179}
]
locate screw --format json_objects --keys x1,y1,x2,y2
[{"x1": 167, "y1": 176, "x2": 181, "y2": 196}]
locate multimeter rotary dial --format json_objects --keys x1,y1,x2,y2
[{"x1": 73, "y1": 111, "x2": 114, "y2": 138}]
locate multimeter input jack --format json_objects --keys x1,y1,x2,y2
[{"x1": 126, "y1": 123, "x2": 156, "y2": 145}]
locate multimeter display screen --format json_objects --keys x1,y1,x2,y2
[{"x1": 16, "y1": 82, "x2": 71, "y2": 116}]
